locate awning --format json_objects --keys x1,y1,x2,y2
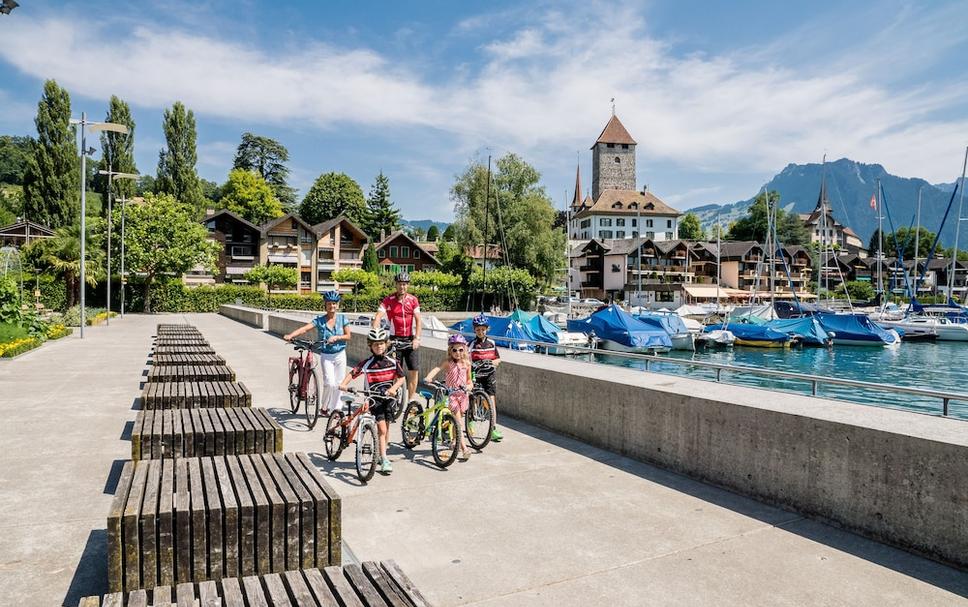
[
  {"x1": 267, "y1": 255, "x2": 297, "y2": 264},
  {"x1": 225, "y1": 266, "x2": 249, "y2": 275},
  {"x1": 683, "y1": 285, "x2": 748, "y2": 299}
]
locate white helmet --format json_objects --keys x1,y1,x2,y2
[{"x1": 367, "y1": 327, "x2": 389, "y2": 343}]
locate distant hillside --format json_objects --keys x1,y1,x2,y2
[
  {"x1": 402, "y1": 218, "x2": 451, "y2": 232},
  {"x1": 692, "y1": 158, "x2": 968, "y2": 247}
]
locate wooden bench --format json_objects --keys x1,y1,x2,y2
[
  {"x1": 142, "y1": 381, "x2": 253, "y2": 409},
  {"x1": 81, "y1": 560, "x2": 432, "y2": 607},
  {"x1": 145, "y1": 365, "x2": 236, "y2": 383},
  {"x1": 108, "y1": 453, "x2": 342, "y2": 592},
  {"x1": 132, "y1": 408, "x2": 283, "y2": 461},
  {"x1": 154, "y1": 337, "x2": 210, "y2": 347},
  {"x1": 151, "y1": 353, "x2": 226, "y2": 366},
  {"x1": 153, "y1": 344, "x2": 217, "y2": 355}
]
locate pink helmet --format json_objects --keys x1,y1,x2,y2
[{"x1": 448, "y1": 333, "x2": 468, "y2": 346}]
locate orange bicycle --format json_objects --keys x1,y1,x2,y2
[{"x1": 323, "y1": 388, "x2": 387, "y2": 482}]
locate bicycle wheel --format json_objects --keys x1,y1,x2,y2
[
  {"x1": 465, "y1": 392, "x2": 494, "y2": 451},
  {"x1": 304, "y1": 369, "x2": 321, "y2": 429},
  {"x1": 400, "y1": 400, "x2": 424, "y2": 449},
  {"x1": 356, "y1": 420, "x2": 378, "y2": 483},
  {"x1": 324, "y1": 410, "x2": 345, "y2": 460},
  {"x1": 288, "y1": 361, "x2": 300, "y2": 414},
  {"x1": 389, "y1": 383, "x2": 407, "y2": 423},
  {"x1": 431, "y1": 409, "x2": 459, "y2": 468}
]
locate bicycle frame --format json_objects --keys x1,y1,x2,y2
[{"x1": 289, "y1": 344, "x2": 316, "y2": 399}]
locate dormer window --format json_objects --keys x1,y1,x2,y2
[
  {"x1": 629, "y1": 202, "x2": 638, "y2": 209},
  {"x1": 611, "y1": 202, "x2": 622, "y2": 209},
  {"x1": 645, "y1": 202, "x2": 655, "y2": 210}
]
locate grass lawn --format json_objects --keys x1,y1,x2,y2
[{"x1": 0, "y1": 322, "x2": 29, "y2": 342}]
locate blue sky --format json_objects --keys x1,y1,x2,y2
[{"x1": 2, "y1": 0, "x2": 967, "y2": 220}]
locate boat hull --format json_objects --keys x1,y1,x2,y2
[
  {"x1": 734, "y1": 338, "x2": 789, "y2": 348},
  {"x1": 599, "y1": 339, "x2": 671, "y2": 355},
  {"x1": 670, "y1": 333, "x2": 696, "y2": 351}
]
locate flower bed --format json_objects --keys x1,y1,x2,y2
[
  {"x1": 0, "y1": 337, "x2": 42, "y2": 358},
  {"x1": 47, "y1": 324, "x2": 72, "y2": 340}
]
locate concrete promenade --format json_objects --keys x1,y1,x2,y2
[{"x1": 0, "y1": 313, "x2": 965, "y2": 606}]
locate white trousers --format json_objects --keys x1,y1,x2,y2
[{"x1": 317, "y1": 350, "x2": 347, "y2": 413}]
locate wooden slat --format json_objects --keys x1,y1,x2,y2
[
  {"x1": 123, "y1": 462, "x2": 149, "y2": 591},
  {"x1": 283, "y1": 569, "x2": 318, "y2": 607},
  {"x1": 294, "y1": 452, "x2": 341, "y2": 565},
  {"x1": 242, "y1": 575, "x2": 270, "y2": 607},
  {"x1": 174, "y1": 460, "x2": 191, "y2": 583},
  {"x1": 158, "y1": 459, "x2": 175, "y2": 587},
  {"x1": 303, "y1": 568, "x2": 340, "y2": 607},
  {"x1": 363, "y1": 561, "x2": 412, "y2": 607},
  {"x1": 343, "y1": 564, "x2": 390, "y2": 607},
  {"x1": 214, "y1": 458, "x2": 239, "y2": 579},
  {"x1": 200, "y1": 458, "x2": 223, "y2": 580},
  {"x1": 324, "y1": 566, "x2": 366, "y2": 607},
  {"x1": 238, "y1": 455, "x2": 271, "y2": 575},
  {"x1": 108, "y1": 461, "x2": 134, "y2": 592},
  {"x1": 140, "y1": 461, "x2": 161, "y2": 588}
]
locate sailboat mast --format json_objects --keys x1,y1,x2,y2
[
  {"x1": 768, "y1": 190, "x2": 776, "y2": 309},
  {"x1": 948, "y1": 147, "x2": 968, "y2": 299},
  {"x1": 482, "y1": 154, "x2": 491, "y2": 312},
  {"x1": 637, "y1": 205, "x2": 642, "y2": 304},
  {"x1": 913, "y1": 186, "x2": 922, "y2": 298},
  {"x1": 877, "y1": 179, "x2": 883, "y2": 298},
  {"x1": 716, "y1": 216, "x2": 722, "y2": 309}
]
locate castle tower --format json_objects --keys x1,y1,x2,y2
[{"x1": 591, "y1": 114, "x2": 636, "y2": 200}]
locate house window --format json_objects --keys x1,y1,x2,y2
[
  {"x1": 622, "y1": 144, "x2": 629, "y2": 149},
  {"x1": 378, "y1": 248, "x2": 386, "y2": 258},
  {"x1": 606, "y1": 143, "x2": 615, "y2": 148},
  {"x1": 666, "y1": 232, "x2": 673, "y2": 240},
  {"x1": 631, "y1": 219, "x2": 637, "y2": 227},
  {"x1": 413, "y1": 248, "x2": 421, "y2": 259},
  {"x1": 667, "y1": 220, "x2": 673, "y2": 228},
  {"x1": 616, "y1": 231, "x2": 626, "y2": 238},
  {"x1": 611, "y1": 264, "x2": 621, "y2": 272},
  {"x1": 646, "y1": 219, "x2": 653, "y2": 228},
  {"x1": 616, "y1": 219, "x2": 625, "y2": 226},
  {"x1": 646, "y1": 231, "x2": 654, "y2": 239},
  {"x1": 580, "y1": 219, "x2": 591, "y2": 228},
  {"x1": 291, "y1": 219, "x2": 298, "y2": 229},
  {"x1": 230, "y1": 245, "x2": 252, "y2": 258},
  {"x1": 401, "y1": 246, "x2": 410, "y2": 258},
  {"x1": 205, "y1": 221, "x2": 215, "y2": 232},
  {"x1": 600, "y1": 218, "x2": 612, "y2": 227},
  {"x1": 632, "y1": 231, "x2": 639, "y2": 238},
  {"x1": 611, "y1": 202, "x2": 622, "y2": 209},
  {"x1": 389, "y1": 246, "x2": 399, "y2": 257},
  {"x1": 600, "y1": 230, "x2": 613, "y2": 239}
]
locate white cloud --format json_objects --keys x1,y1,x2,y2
[{"x1": 2, "y1": 1, "x2": 967, "y2": 190}]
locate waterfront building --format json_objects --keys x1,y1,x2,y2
[
  {"x1": 260, "y1": 213, "x2": 318, "y2": 294},
  {"x1": 0, "y1": 219, "x2": 53, "y2": 248},
  {"x1": 199, "y1": 210, "x2": 261, "y2": 285},
  {"x1": 799, "y1": 181, "x2": 868, "y2": 256},
  {"x1": 375, "y1": 230, "x2": 442, "y2": 274},
  {"x1": 312, "y1": 215, "x2": 369, "y2": 293}
]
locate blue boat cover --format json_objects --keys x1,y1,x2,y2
[
  {"x1": 506, "y1": 309, "x2": 561, "y2": 343},
  {"x1": 766, "y1": 317, "x2": 830, "y2": 346},
  {"x1": 567, "y1": 305, "x2": 673, "y2": 349},
  {"x1": 634, "y1": 312, "x2": 690, "y2": 336},
  {"x1": 703, "y1": 323, "x2": 790, "y2": 343},
  {"x1": 815, "y1": 313, "x2": 898, "y2": 345},
  {"x1": 451, "y1": 313, "x2": 541, "y2": 350}
]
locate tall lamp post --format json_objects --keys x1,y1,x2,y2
[
  {"x1": 69, "y1": 113, "x2": 128, "y2": 338},
  {"x1": 97, "y1": 168, "x2": 138, "y2": 325},
  {"x1": 117, "y1": 193, "x2": 130, "y2": 318}
]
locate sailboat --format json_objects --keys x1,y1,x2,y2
[{"x1": 696, "y1": 216, "x2": 736, "y2": 348}]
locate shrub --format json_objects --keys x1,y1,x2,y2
[
  {"x1": 0, "y1": 322, "x2": 29, "y2": 342},
  {"x1": 0, "y1": 336, "x2": 42, "y2": 358},
  {"x1": 46, "y1": 323, "x2": 72, "y2": 339}
]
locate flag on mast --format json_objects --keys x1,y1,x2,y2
[{"x1": 869, "y1": 192, "x2": 877, "y2": 210}]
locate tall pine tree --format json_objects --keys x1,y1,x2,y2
[
  {"x1": 94, "y1": 95, "x2": 138, "y2": 217},
  {"x1": 232, "y1": 132, "x2": 297, "y2": 211},
  {"x1": 22, "y1": 80, "x2": 79, "y2": 228},
  {"x1": 363, "y1": 171, "x2": 400, "y2": 239},
  {"x1": 156, "y1": 101, "x2": 205, "y2": 215}
]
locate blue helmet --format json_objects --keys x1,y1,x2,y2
[
  {"x1": 323, "y1": 291, "x2": 341, "y2": 303},
  {"x1": 472, "y1": 313, "x2": 489, "y2": 327}
]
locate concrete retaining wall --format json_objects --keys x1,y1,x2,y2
[
  {"x1": 218, "y1": 305, "x2": 266, "y2": 329},
  {"x1": 235, "y1": 309, "x2": 968, "y2": 568}
]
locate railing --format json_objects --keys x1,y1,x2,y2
[{"x1": 446, "y1": 329, "x2": 966, "y2": 419}]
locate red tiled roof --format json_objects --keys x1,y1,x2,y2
[
  {"x1": 573, "y1": 189, "x2": 680, "y2": 218},
  {"x1": 594, "y1": 114, "x2": 636, "y2": 146}
]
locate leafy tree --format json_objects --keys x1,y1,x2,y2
[
  {"x1": 426, "y1": 224, "x2": 440, "y2": 241},
  {"x1": 22, "y1": 80, "x2": 79, "y2": 228},
  {"x1": 678, "y1": 212, "x2": 703, "y2": 240},
  {"x1": 245, "y1": 263, "x2": 298, "y2": 297},
  {"x1": 219, "y1": 169, "x2": 284, "y2": 225},
  {"x1": 727, "y1": 190, "x2": 808, "y2": 246},
  {"x1": 777, "y1": 209, "x2": 809, "y2": 245},
  {"x1": 233, "y1": 132, "x2": 297, "y2": 210},
  {"x1": 875, "y1": 227, "x2": 935, "y2": 260},
  {"x1": 332, "y1": 268, "x2": 380, "y2": 294},
  {"x1": 441, "y1": 224, "x2": 456, "y2": 241},
  {"x1": 362, "y1": 171, "x2": 400, "y2": 239},
  {"x1": 118, "y1": 193, "x2": 218, "y2": 312},
  {"x1": 155, "y1": 102, "x2": 205, "y2": 215},
  {"x1": 136, "y1": 174, "x2": 157, "y2": 196},
  {"x1": 0, "y1": 186, "x2": 23, "y2": 225},
  {"x1": 451, "y1": 153, "x2": 564, "y2": 286},
  {"x1": 436, "y1": 241, "x2": 474, "y2": 286},
  {"x1": 93, "y1": 96, "x2": 137, "y2": 217},
  {"x1": 200, "y1": 178, "x2": 221, "y2": 204},
  {"x1": 362, "y1": 243, "x2": 380, "y2": 273},
  {"x1": 409, "y1": 226, "x2": 426, "y2": 241},
  {"x1": 836, "y1": 280, "x2": 875, "y2": 301},
  {"x1": 468, "y1": 265, "x2": 538, "y2": 307},
  {"x1": 25, "y1": 219, "x2": 104, "y2": 308},
  {"x1": 410, "y1": 270, "x2": 461, "y2": 289},
  {"x1": 300, "y1": 172, "x2": 366, "y2": 226},
  {"x1": 0, "y1": 135, "x2": 32, "y2": 185}
]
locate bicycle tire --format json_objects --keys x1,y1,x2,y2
[
  {"x1": 324, "y1": 410, "x2": 345, "y2": 460},
  {"x1": 390, "y1": 383, "x2": 407, "y2": 423},
  {"x1": 431, "y1": 409, "x2": 459, "y2": 468},
  {"x1": 288, "y1": 360, "x2": 300, "y2": 414},
  {"x1": 465, "y1": 392, "x2": 494, "y2": 451},
  {"x1": 356, "y1": 420, "x2": 378, "y2": 483},
  {"x1": 400, "y1": 400, "x2": 425, "y2": 449},
  {"x1": 304, "y1": 369, "x2": 321, "y2": 429}
]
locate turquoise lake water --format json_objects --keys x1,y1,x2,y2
[{"x1": 588, "y1": 341, "x2": 968, "y2": 420}]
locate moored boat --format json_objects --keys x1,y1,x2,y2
[
  {"x1": 815, "y1": 313, "x2": 900, "y2": 347},
  {"x1": 704, "y1": 323, "x2": 792, "y2": 348},
  {"x1": 568, "y1": 305, "x2": 673, "y2": 354}
]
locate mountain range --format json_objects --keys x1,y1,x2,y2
[{"x1": 690, "y1": 158, "x2": 968, "y2": 247}]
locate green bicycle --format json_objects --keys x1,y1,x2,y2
[{"x1": 400, "y1": 381, "x2": 461, "y2": 468}]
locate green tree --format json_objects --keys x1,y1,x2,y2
[
  {"x1": 836, "y1": 280, "x2": 875, "y2": 301},
  {"x1": 678, "y1": 212, "x2": 703, "y2": 240},
  {"x1": 409, "y1": 226, "x2": 426, "y2": 241},
  {"x1": 22, "y1": 80, "x2": 79, "y2": 228},
  {"x1": 136, "y1": 174, "x2": 157, "y2": 196},
  {"x1": 0, "y1": 135, "x2": 32, "y2": 185},
  {"x1": 451, "y1": 153, "x2": 564, "y2": 286},
  {"x1": 362, "y1": 243, "x2": 380, "y2": 273},
  {"x1": 200, "y1": 178, "x2": 221, "y2": 205},
  {"x1": 233, "y1": 132, "x2": 297, "y2": 210},
  {"x1": 777, "y1": 208, "x2": 809, "y2": 245},
  {"x1": 219, "y1": 169, "x2": 284, "y2": 225},
  {"x1": 878, "y1": 227, "x2": 935, "y2": 259},
  {"x1": 300, "y1": 172, "x2": 366, "y2": 226},
  {"x1": 155, "y1": 102, "x2": 205, "y2": 215},
  {"x1": 436, "y1": 240, "x2": 474, "y2": 286},
  {"x1": 441, "y1": 224, "x2": 456, "y2": 241},
  {"x1": 245, "y1": 263, "x2": 298, "y2": 299},
  {"x1": 26, "y1": 219, "x2": 104, "y2": 308},
  {"x1": 118, "y1": 193, "x2": 219, "y2": 312},
  {"x1": 93, "y1": 96, "x2": 137, "y2": 218},
  {"x1": 728, "y1": 190, "x2": 808, "y2": 246},
  {"x1": 468, "y1": 265, "x2": 538, "y2": 307},
  {"x1": 332, "y1": 268, "x2": 380, "y2": 294},
  {"x1": 426, "y1": 224, "x2": 440, "y2": 241},
  {"x1": 362, "y1": 171, "x2": 400, "y2": 239}
]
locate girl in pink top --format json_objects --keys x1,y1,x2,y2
[{"x1": 425, "y1": 334, "x2": 473, "y2": 459}]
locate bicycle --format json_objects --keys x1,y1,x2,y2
[
  {"x1": 399, "y1": 381, "x2": 461, "y2": 468},
  {"x1": 288, "y1": 339, "x2": 322, "y2": 429},
  {"x1": 465, "y1": 364, "x2": 497, "y2": 450},
  {"x1": 323, "y1": 388, "x2": 385, "y2": 483},
  {"x1": 384, "y1": 338, "x2": 412, "y2": 422}
]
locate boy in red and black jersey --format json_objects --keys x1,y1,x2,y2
[
  {"x1": 469, "y1": 315, "x2": 504, "y2": 442},
  {"x1": 339, "y1": 328, "x2": 405, "y2": 473}
]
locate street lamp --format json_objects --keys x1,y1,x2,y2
[
  {"x1": 70, "y1": 113, "x2": 128, "y2": 338},
  {"x1": 98, "y1": 168, "x2": 138, "y2": 325}
]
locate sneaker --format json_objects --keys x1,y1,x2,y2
[
  {"x1": 491, "y1": 427, "x2": 504, "y2": 442},
  {"x1": 380, "y1": 458, "x2": 392, "y2": 473}
]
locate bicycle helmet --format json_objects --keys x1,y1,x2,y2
[
  {"x1": 471, "y1": 313, "x2": 489, "y2": 327},
  {"x1": 367, "y1": 327, "x2": 389, "y2": 342},
  {"x1": 448, "y1": 333, "x2": 468, "y2": 346},
  {"x1": 394, "y1": 271, "x2": 410, "y2": 283},
  {"x1": 323, "y1": 290, "x2": 341, "y2": 303}
]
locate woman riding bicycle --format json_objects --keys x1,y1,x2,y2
[{"x1": 283, "y1": 291, "x2": 351, "y2": 414}]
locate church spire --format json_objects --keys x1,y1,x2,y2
[{"x1": 571, "y1": 164, "x2": 583, "y2": 209}]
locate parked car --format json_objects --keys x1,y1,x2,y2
[
  {"x1": 579, "y1": 298, "x2": 605, "y2": 307},
  {"x1": 350, "y1": 315, "x2": 372, "y2": 327}
]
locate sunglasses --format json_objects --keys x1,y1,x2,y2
[{"x1": 450, "y1": 347, "x2": 466, "y2": 352}]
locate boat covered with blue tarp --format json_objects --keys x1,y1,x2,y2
[
  {"x1": 704, "y1": 323, "x2": 791, "y2": 348},
  {"x1": 766, "y1": 317, "x2": 831, "y2": 347},
  {"x1": 450, "y1": 314, "x2": 537, "y2": 350},
  {"x1": 567, "y1": 305, "x2": 673, "y2": 352},
  {"x1": 815, "y1": 313, "x2": 899, "y2": 347},
  {"x1": 634, "y1": 312, "x2": 696, "y2": 350}
]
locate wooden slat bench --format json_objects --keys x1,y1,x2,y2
[
  {"x1": 151, "y1": 353, "x2": 226, "y2": 366},
  {"x1": 142, "y1": 381, "x2": 253, "y2": 409},
  {"x1": 153, "y1": 344, "x2": 217, "y2": 355},
  {"x1": 156, "y1": 327, "x2": 203, "y2": 336},
  {"x1": 145, "y1": 365, "x2": 236, "y2": 383},
  {"x1": 81, "y1": 560, "x2": 432, "y2": 607},
  {"x1": 154, "y1": 337, "x2": 210, "y2": 347},
  {"x1": 108, "y1": 453, "x2": 342, "y2": 592},
  {"x1": 132, "y1": 408, "x2": 283, "y2": 461}
]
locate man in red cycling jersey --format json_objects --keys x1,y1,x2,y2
[{"x1": 372, "y1": 271, "x2": 422, "y2": 402}]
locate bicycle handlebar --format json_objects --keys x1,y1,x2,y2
[
  {"x1": 291, "y1": 338, "x2": 322, "y2": 350},
  {"x1": 424, "y1": 380, "x2": 467, "y2": 394},
  {"x1": 343, "y1": 387, "x2": 397, "y2": 398}
]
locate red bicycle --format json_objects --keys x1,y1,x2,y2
[{"x1": 288, "y1": 339, "x2": 322, "y2": 429}]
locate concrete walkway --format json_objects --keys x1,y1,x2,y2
[{"x1": 0, "y1": 312, "x2": 965, "y2": 606}]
